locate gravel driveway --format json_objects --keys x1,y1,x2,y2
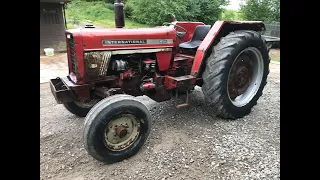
[{"x1": 40, "y1": 63, "x2": 280, "y2": 180}]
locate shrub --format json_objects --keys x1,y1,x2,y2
[
  {"x1": 124, "y1": 2, "x2": 133, "y2": 18},
  {"x1": 104, "y1": 0, "x2": 114, "y2": 3},
  {"x1": 105, "y1": 3, "x2": 114, "y2": 10},
  {"x1": 127, "y1": 0, "x2": 226, "y2": 26},
  {"x1": 240, "y1": 0, "x2": 280, "y2": 22}
]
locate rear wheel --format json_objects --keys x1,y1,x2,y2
[
  {"x1": 83, "y1": 94, "x2": 151, "y2": 163},
  {"x1": 202, "y1": 30, "x2": 270, "y2": 119},
  {"x1": 63, "y1": 99, "x2": 99, "y2": 117}
]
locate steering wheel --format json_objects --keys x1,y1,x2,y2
[{"x1": 163, "y1": 22, "x2": 188, "y2": 37}]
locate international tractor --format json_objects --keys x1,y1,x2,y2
[{"x1": 49, "y1": 0, "x2": 271, "y2": 163}]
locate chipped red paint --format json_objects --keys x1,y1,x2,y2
[
  {"x1": 164, "y1": 75, "x2": 196, "y2": 89},
  {"x1": 66, "y1": 35, "x2": 72, "y2": 74},
  {"x1": 66, "y1": 31, "x2": 86, "y2": 84},
  {"x1": 56, "y1": 20, "x2": 266, "y2": 104},
  {"x1": 174, "y1": 21, "x2": 205, "y2": 42},
  {"x1": 156, "y1": 51, "x2": 173, "y2": 71},
  {"x1": 67, "y1": 27, "x2": 177, "y2": 51},
  {"x1": 141, "y1": 82, "x2": 155, "y2": 91},
  {"x1": 120, "y1": 69, "x2": 134, "y2": 80},
  {"x1": 191, "y1": 21, "x2": 225, "y2": 76},
  {"x1": 143, "y1": 59, "x2": 156, "y2": 64}
]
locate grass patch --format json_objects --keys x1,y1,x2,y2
[
  {"x1": 273, "y1": 56, "x2": 280, "y2": 62},
  {"x1": 66, "y1": 23, "x2": 77, "y2": 29},
  {"x1": 269, "y1": 49, "x2": 280, "y2": 62},
  {"x1": 65, "y1": 0, "x2": 147, "y2": 28}
]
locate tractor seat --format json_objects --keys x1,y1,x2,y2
[{"x1": 179, "y1": 25, "x2": 212, "y2": 49}]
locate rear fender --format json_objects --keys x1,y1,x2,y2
[{"x1": 191, "y1": 21, "x2": 266, "y2": 77}]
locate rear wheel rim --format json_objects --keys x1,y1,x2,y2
[
  {"x1": 104, "y1": 114, "x2": 140, "y2": 151},
  {"x1": 227, "y1": 47, "x2": 264, "y2": 107}
]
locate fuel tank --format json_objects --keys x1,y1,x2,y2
[{"x1": 66, "y1": 26, "x2": 177, "y2": 51}]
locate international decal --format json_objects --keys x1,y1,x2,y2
[{"x1": 102, "y1": 40, "x2": 147, "y2": 45}]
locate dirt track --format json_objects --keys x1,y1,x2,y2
[{"x1": 40, "y1": 63, "x2": 280, "y2": 180}]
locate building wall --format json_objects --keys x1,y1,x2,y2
[{"x1": 40, "y1": 2, "x2": 66, "y2": 50}]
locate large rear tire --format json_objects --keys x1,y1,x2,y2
[
  {"x1": 83, "y1": 94, "x2": 151, "y2": 163},
  {"x1": 202, "y1": 30, "x2": 270, "y2": 119}
]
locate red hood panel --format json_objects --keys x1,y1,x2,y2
[{"x1": 67, "y1": 27, "x2": 177, "y2": 50}]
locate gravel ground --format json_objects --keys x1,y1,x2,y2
[{"x1": 40, "y1": 63, "x2": 280, "y2": 180}]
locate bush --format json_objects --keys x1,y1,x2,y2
[
  {"x1": 104, "y1": 0, "x2": 114, "y2": 3},
  {"x1": 124, "y1": 2, "x2": 133, "y2": 18},
  {"x1": 83, "y1": 0, "x2": 103, "y2": 1},
  {"x1": 127, "y1": 0, "x2": 185, "y2": 26},
  {"x1": 240, "y1": 0, "x2": 280, "y2": 22},
  {"x1": 83, "y1": 0, "x2": 114, "y2": 3},
  {"x1": 191, "y1": 0, "x2": 224, "y2": 25},
  {"x1": 105, "y1": 3, "x2": 114, "y2": 10},
  {"x1": 222, "y1": 10, "x2": 235, "y2": 20},
  {"x1": 220, "y1": 9, "x2": 243, "y2": 20},
  {"x1": 127, "y1": 0, "x2": 226, "y2": 26},
  {"x1": 66, "y1": 0, "x2": 114, "y2": 21}
]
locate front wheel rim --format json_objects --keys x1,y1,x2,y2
[
  {"x1": 227, "y1": 47, "x2": 264, "y2": 107},
  {"x1": 104, "y1": 114, "x2": 141, "y2": 151}
]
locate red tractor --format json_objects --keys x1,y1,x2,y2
[{"x1": 50, "y1": 0, "x2": 270, "y2": 163}]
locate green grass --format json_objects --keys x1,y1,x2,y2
[
  {"x1": 66, "y1": 23, "x2": 77, "y2": 29},
  {"x1": 273, "y1": 56, "x2": 280, "y2": 62},
  {"x1": 269, "y1": 49, "x2": 280, "y2": 62},
  {"x1": 65, "y1": 0, "x2": 147, "y2": 28}
]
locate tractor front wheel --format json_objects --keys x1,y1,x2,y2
[
  {"x1": 63, "y1": 100, "x2": 99, "y2": 117},
  {"x1": 83, "y1": 94, "x2": 151, "y2": 163},
  {"x1": 202, "y1": 30, "x2": 270, "y2": 119}
]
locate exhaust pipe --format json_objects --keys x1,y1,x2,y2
[{"x1": 114, "y1": 0, "x2": 125, "y2": 28}]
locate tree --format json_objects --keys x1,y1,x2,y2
[
  {"x1": 240, "y1": 0, "x2": 280, "y2": 22},
  {"x1": 269, "y1": 0, "x2": 280, "y2": 21},
  {"x1": 127, "y1": 0, "x2": 228, "y2": 26}
]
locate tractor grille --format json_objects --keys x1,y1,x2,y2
[
  {"x1": 84, "y1": 51, "x2": 112, "y2": 81},
  {"x1": 67, "y1": 34, "x2": 77, "y2": 74}
]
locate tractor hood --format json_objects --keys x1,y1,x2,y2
[{"x1": 66, "y1": 26, "x2": 177, "y2": 51}]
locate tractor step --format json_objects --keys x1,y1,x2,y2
[
  {"x1": 165, "y1": 75, "x2": 196, "y2": 89},
  {"x1": 175, "y1": 89, "x2": 189, "y2": 108},
  {"x1": 165, "y1": 75, "x2": 196, "y2": 108}
]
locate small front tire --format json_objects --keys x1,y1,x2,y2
[
  {"x1": 63, "y1": 100, "x2": 99, "y2": 117},
  {"x1": 83, "y1": 94, "x2": 151, "y2": 163}
]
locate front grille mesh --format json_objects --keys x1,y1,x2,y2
[
  {"x1": 67, "y1": 34, "x2": 77, "y2": 74},
  {"x1": 84, "y1": 51, "x2": 112, "y2": 81}
]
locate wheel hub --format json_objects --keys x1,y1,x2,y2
[
  {"x1": 115, "y1": 125, "x2": 128, "y2": 138},
  {"x1": 228, "y1": 55, "x2": 253, "y2": 99},
  {"x1": 104, "y1": 114, "x2": 140, "y2": 151},
  {"x1": 227, "y1": 47, "x2": 264, "y2": 107}
]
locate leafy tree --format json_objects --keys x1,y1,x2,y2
[
  {"x1": 240, "y1": 0, "x2": 280, "y2": 22},
  {"x1": 269, "y1": 0, "x2": 280, "y2": 21},
  {"x1": 127, "y1": 0, "x2": 228, "y2": 26}
]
